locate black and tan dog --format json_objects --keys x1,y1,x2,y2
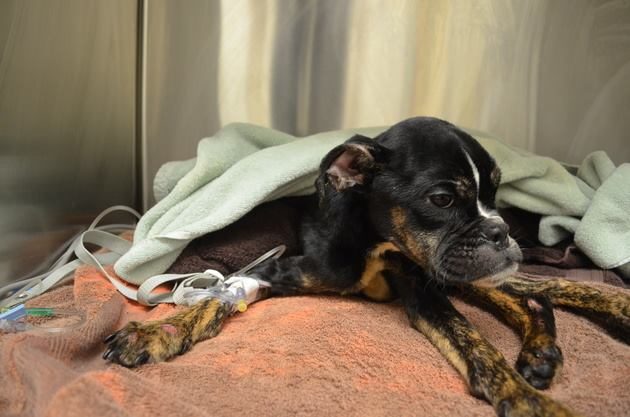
[{"x1": 104, "y1": 117, "x2": 629, "y2": 417}]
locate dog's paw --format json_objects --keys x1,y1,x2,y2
[
  {"x1": 516, "y1": 337, "x2": 563, "y2": 390},
  {"x1": 103, "y1": 320, "x2": 191, "y2": 367},
  {"x1": 497, "y1": 389, "x2": 577, "y2": 417}
]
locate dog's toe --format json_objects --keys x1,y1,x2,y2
[{"x1": 516, "y1": 341, "x2": 563, "y2": 390}]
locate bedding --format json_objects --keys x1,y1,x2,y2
[{"x1": 0, "y1": 264, "x2": 627, "y2": 417}]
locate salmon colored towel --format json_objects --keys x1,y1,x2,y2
[{"x1": 1, "y1": 266, "x2": 628, "y2": 417}]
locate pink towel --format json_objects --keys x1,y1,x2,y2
[{"x1": 0, "y1": 266, "x2": 628, "y2": 417}]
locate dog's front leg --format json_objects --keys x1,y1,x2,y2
[
  {"x1": 104, "y1": 298, "x2": 231, "y2": 367},
  {"x1": 104, "y1": 255, "x2": 344, "y2": 367},
  {"x1": 499, "y1": 276, "x2": 630, "y2": 344},
  {"x1": 464, "y1": 287, "x2": 563, "y2": 390},
  {"x1": 399, "y1": 280, "x2": 577, "y2": 417}
]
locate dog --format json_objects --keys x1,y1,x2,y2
[{"x1": 103, "y1": 117, "x2": 629, "y2": 417}]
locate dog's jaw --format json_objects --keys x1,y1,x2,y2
[
  {"x1": 465, "y1": 235, "x2": 522, "y2": 287},
  {"x1": 470, "y1": 262, "x2": 519, "y2": 288}
]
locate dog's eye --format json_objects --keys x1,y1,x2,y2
[{"x1": 429, "y1": 193, "x2": 454, "y2": 208}]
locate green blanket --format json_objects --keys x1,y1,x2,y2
[{"x1": 114, "y1": 123, "x2": 630, "y2": 282}]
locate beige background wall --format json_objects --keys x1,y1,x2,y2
[
  {"x1": 144, "y1": 0, "x2": 630, "y2": 208},
  {"x1": 0, "y1": 0, "x2": 137, "y2": 282}
]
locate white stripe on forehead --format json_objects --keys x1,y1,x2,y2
[
  {"x1": 464, "y1": 150, "x2": 497, "y2": 218},
  {"x1": 464, "y1": 151, "x2": 480, "y2": 188}
]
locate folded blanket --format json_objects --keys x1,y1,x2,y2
[
  {"x1": 113, "y1": 123, "x2": 630, "y2": 289},
  {"x1": 538, "y1": 152, "x2": 630, "y2": 278},
  {"x1": 1, "y1": 266, "x2": 627, "y2": 417}
]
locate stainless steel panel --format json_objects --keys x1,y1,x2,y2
[
  {"x1": 144, "y1": 0, "x2": 630, "y2": 210},
  {"x1": 0, "y1": 0, "x2": 137, "y2": 284}
]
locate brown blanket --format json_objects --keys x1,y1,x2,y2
[{"x1": 1, "y1": 265, "x2": 628, "y2": 417}]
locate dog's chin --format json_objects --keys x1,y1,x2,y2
[
  {"x1": 470, "y1": 239, "x2": 522, "y2": 287},
  {"x1": 469, "y1": 262, "x2": 518, "y2": 288}
]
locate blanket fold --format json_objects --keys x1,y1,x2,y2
[
  {"x1": 538, "y1": 152, "x2": 630, "y2": 277},
  {"x1": 115, "y1": 124, "x2": 385, "y2": 285}
]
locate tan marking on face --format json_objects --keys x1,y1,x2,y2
[
  {"x1": 390, "y1": 206, "x2": 438, "y2": 269},
  {"x1": 454, "y1": 176, "x2": 475, "y2": 199}
]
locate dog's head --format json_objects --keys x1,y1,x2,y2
[{"x1": 317, "y1": 117, "x2": 522, "y2": 286}]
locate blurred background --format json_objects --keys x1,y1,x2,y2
[{"x1": 1, "y1": 0, "x2": 629, "y2": 284}]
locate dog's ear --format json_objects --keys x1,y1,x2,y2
[{"x1": 318, "y1": 135, "x2": 389, "y2": 192}]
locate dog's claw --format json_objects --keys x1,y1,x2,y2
[
  {"x1": 102, "y1": 348, "x2": 114, "y2": 361},
  {"x1": 104, "y1": 332, "x2": 117, "y2": 343},
  {"x1": 134, "y1": 351, "x2": 150, "y2": 366}
]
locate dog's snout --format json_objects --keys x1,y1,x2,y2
[{"x1": 479, "y1": 219, "x2": 509, "y2": 247}]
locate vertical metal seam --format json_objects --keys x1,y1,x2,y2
[{"x1": 135, "y1": 0, "x2": 149, "y2": 213}]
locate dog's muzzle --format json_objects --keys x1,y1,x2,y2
[{"x1": 433, "y1": 217, "x2": 522, "y2": 285}]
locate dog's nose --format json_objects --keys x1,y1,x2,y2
[{"x1": 479, "y1": 219, "x2": 509, "y2": 247}]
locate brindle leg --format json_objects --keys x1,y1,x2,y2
[
  {"x1": 104, "y1": 256, "x2": 345, "y2": 367},
  {"x1": 499, "y1": 276, "x2": 630, "y2": 344},
  {"x1": 103, "y1": 298, "x2": 232, "y2": 367},
  {"x1": 397, "y1": 279, "x2": 577, "y2": 417},
  {"x1": 464, "y1": 287, "x2": 562, "y2": 390}
]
